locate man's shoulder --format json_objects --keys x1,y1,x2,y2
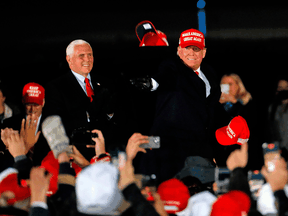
[
  {"x1": 3, "y1": 113, "x2": 25, "y2": 129},
  {"x1": 45, "y1": 71, "x2": 76, "y2": 90}
]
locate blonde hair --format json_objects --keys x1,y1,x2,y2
[{"x1": 221, "y1": 73, "x2": 252, "y2": 105}]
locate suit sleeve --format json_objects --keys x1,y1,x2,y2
[{"x1": 29, "y1": 206, "x2": 50, "y2": 216}]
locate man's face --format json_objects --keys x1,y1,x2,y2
[
  {"x1": 178, "y1": 45, "x2": 206, "y2": 71},
  {"x1": 66, "y1": 44, "x2": 94, "y2": 77},
  {"x1": 25, "y1": 100, "x2": 44, "y2": 117}
]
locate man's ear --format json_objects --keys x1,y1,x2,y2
[
  {"x1": 177, "y1": 46, "x2": 181, "y2": 56},
  {"x1": 42, "y1": 99, "x2": 45, "y2": 107},
  {"x1": 202, "y1": 48, "x2": 207, "y2": 58},
  {"x1": 66, "y1": 55, "x2": 71, "y2": 65}
]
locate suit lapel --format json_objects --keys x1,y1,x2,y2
[
  {"x1": 178, "y1": 61, "x2": 207, "y2": 101},
  {"x1": 66, "y1": 72, "x2": 91, "y2": 104}
]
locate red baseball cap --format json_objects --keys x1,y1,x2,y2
[
  {"x1": 0, "y1": 168, "x2": 31, "y2": 206},
  {"x1": 22, "y1": 82, "x2": 45, "y2": 105},
  {"x1": 157, "y1": 178, "x2": 190, "y2": 214},
  {"x1": 136, "y1": 20, "x2": 168, "y2": 47},
  {"x1": 210, "y1": 190, "x2": 251, "y2": 216},
  {"x1": 179, "y1": 28, "x2": 205, "y2": 49},
  {"x1": 215, "y1": 116, "x2": 250, "y2": 146}
]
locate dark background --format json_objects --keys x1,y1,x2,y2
[{"x1": 1, "y1": 0, "x2": 287, "y2": 168}]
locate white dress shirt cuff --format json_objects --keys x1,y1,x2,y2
[{"x1": 151, "y1": 78, "x2": 159, "y2": 91}]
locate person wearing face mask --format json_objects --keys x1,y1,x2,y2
[
  {"x1": 135, "y1": 28, "x2": 230, "y2": 184},
  {"x1": 267, "y1": 76, "x2": 288, "y2": 161}
]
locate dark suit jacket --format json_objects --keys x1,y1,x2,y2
[
  {"x1": 150, "y1": 57, "x2": 228, "y2": 158},
  {"x1": 44, "y1": 70, "x2": 116, "y2": 136},
  {"x1": 44, "y1": 70, "x2": 127, "y2": 159},
  {"x1": 1, "y1": 113, "x2": 51, "y2": 168}
]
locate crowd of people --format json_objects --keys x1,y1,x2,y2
[{"x1": 0, "y1": 24, "x2": 288, "y2": 215}]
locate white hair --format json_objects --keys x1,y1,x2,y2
[{"x1": 66, "y1": 39, "x2": 92, "y2": 57}]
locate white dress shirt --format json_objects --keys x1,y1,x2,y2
[{"x1": 71, "y1": 70, "x2": 94, "y2": 95}]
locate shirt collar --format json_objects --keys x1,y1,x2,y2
[{"x1": 71, "y1": 70, "x2": 91, "y2": 83}]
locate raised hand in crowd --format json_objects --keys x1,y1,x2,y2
[
  {"x1": 119, "y1": 133, "x2": 148, "y2": 190},
  {"x1": 125, "y1": 133, "x2": 148, "y2": 161},
  {"x1": 2, "y1": 129, "x2": 26, "y2": 158},
  {"x1": 20, "y1": 114, "x2": 41, "y2": 153},
  {"x1": 86, "y1": 129, "x2": 106, "y2": 157},
  {"x1": 261, "y1": 157, "x2": 288, "y2": 192},
  {"x1": 1, "y1": 128, "x2": 16, "y2": 148},
  {"x1": 29, "y1": 167, "x2": 52, "y2": 204},
  {"x1": 226, "y1": 142, "x2": 248, "y2": 171},
  {"x1": 69, "y1": 146, "x2": 90, "y2": 168}
]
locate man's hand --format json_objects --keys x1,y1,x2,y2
[
  {"x1": 130, "y1": 76, "x2": 153, "y2": 92},
  {"x1": 86, "y1": 129, "x2": 106, "y2": 157},
  {"x1": 30, "y1": 167, "x2": 52, "y2": 204},
  {"x1": 261, "y1": 157, "x2": 288, "y2": 192},
  {"x1": 69, "y1": 146, "x2": 90, "y2": 168},
  {"x1": 153, "y1": 193, "x2": 169, "y2": 216},
  {"x1": 5, "y1": 130, "x2": 26, "y2": 158},
  {"x1": 118, "y1": 159, "x2": 135, "y2": 190},
  {"x1": 20, "y1": 114, "x2": 41, "y2": 153},
  {"x1": 226, "y1": 142, "x2": 248, "y2": 171},
  {"x1": 1, "y1": 128, "x2": 17, "y2": 148},
  {"x1": 126, "y1": 133, "x2": 147, "y2": 161}
]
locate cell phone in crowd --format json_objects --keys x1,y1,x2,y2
[
  {"x1": 139, "y1": 136, "x2": 160, "y2": 149},
  {"x1": 262, "y1": 142, "x2": 281, "y2": 172},
  {"x1": 215, "y1": 167, "x2": 230, "y2": 195},
  {"x1": 248, "y1": 170, "x2": 265, "y2": 201},
  {"x1": 220, "y1": 84, "x2": 230, "y2": 94},
  {"x1": 70, "y1": 129, "x2": 98, "y2": 145}
]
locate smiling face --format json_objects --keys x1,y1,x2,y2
[
  {"x1": 177, "y1": 45, "x2": 206, "y2": 71},
  {"x1": 66, "y1": 43, "x2": 94, "y2": 77}
]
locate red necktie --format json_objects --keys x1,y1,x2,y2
[
  {"x1": 195, "y1": 71, "x2": 199, "y2": 76},
  {"x1": 85, "y1": 78, "x2": 94, "y2": 102}
]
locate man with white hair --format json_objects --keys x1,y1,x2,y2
[{"x1": 45, "y1": 39, "x2": 119, "y2": 160}]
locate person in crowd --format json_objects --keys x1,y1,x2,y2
[
  {"x1": 0, "y1": 82, "x2": 50, "y2": 171},
  {"x1": 31, "y1": 115, "x2": 163, "y2": 216},
  {"x1": 219, "y1": 73, "x2": 263, "y2": 170},
  {"x1": 266, "y1": 76, "x2": 288, "y2": 161},
  {"x1": 133, "y1": 28, "x2": 230, "y2": 184},
  {"x1": 210, "y1": 141, "x2": 252, "y2": 215},
  {"x1": 44, "y1": 39, "x2": 128, "y2": 161},
  {"x1": 257, "y1": 156, "x2": 288, "y2": 216},
  {"x1": 0, "y1": 82, "x2": 21, "y2": 126},
  {"x1": 219, "y1": 73, "x2": 253, "y2": 117}
]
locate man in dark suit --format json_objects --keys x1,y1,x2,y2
[
  {"x1": 137, "y1": 29, "x2": 229, "y2": 184},
  {"x1": 1, "y1": 82, "x2": 51, "y2": 171},
  {"x1": 44, "y1": 40, "x2": 123, "y2": 160}
]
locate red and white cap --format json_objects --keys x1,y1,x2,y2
[
  {"x1": 179, "y1": 28, "x2": 205, "y2": 49},
  {"x1": 0, "y1": 168, "x2": 31, "y2": 206},
  {"x1": 136, "y1": 20, "x2": 169, "y2": 47},
  {"x1": 22, "y1": 82, "x2": 45, "y2": 105},
  {"x1": 215, "y1": 116, "x2": 250, "y2": 146},
  {"x1": 157, "y1": 178, "x2": 190, "y2": 214}
]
